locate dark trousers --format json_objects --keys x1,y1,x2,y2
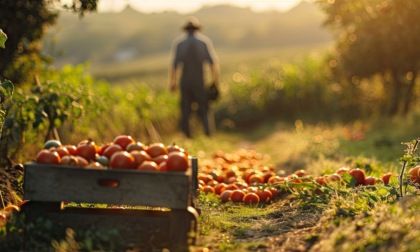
[{"x1": 180, "y1": 85, "x2": 210, "y2": 138}]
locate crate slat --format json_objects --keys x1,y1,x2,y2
[{"x1": 24, "y1": 163, "x2": 191, "y2": 209}]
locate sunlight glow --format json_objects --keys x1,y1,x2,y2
[{"x1": 91, "y1": 0, "x2": 305, "y2": 13}]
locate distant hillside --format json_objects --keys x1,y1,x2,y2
[{"x1": 42, "y1": 1, "x2": 332, "y2": 69}]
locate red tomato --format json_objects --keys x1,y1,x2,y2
[
  {"x1": 381, "y1": 173, "x2": 394, "y2": 185},
  {"x1": 220, "y1": 190, "x2": 233, "y2": 203},
  {"x1": 166, "y1": 151, "x2": 189, "y2": 172},
  {"x1": 167, "y1": 143, "x2": 181, "y2": 152},
  {"x1": 64, "y1": 145, "x2": 77, "y2": 155},
  {"x1": 35, "y1": 150, "x2": 61, "y2": 165},
  {"x1": 126, "y1": 142, "x2": 146, "y2": 152},
  {"x1": 229, "y1": 189, "x2": 246, "y2": 203},
  {"x1": 97, "y1": 142, "x2": 113, "y2": 156},
  {"x1": 51, "y1": 146, "x2": 70, "y2": 158},
  {"x1": 76, "y1": 141, "x2": 98, "y2": 161},
  {"x1": 256, "y1": 189, "x2": 272, "y2": 203},
  {"x1": 61, "y1": 155, "x2": 79, "y2": 166},
  {"x1": 243, "y1": 193, "x2": 260, "y2": 205},
  {"x1": 102, "y1": 144, "x2": 123, "y2": 159},
  {"x1": 137, "y1": 160, "x2": 159, "y2": 171},
  {"x1": 315, "y1": 176, "x2": 327, "y2": 186},
  {"x1": 158, "y1": 161, "x2": 168, "y2": 171},
  {"x1": 146, "y1": 143, "x2": 168, "y2": 158},
  {"x1": 409, "y1": 166, "x2": 420, "y2": 184},
  {"x1": 75, "y1": 156, "x2": 89, "y2": 167},
  {"x1": 364, "y1": 176, "x2": 378, "y2": 185},
  {"x1": 113, "y1": 135, "x2": 135, "y2": 150},
  {"x1": 153, "y1": 154, "x2": 168, "y2": 165},
  {"x1": 109, "y1": 151, "x2": 136, "y2": 169},
  {"x1": 131, "y1": 150, "x2": 152, "y2": 167},
  {"x1": 349, "y1": 168, "x2": 366, "y2": 186}
]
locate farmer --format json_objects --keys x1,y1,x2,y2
[{"x1": 169, "y1": 16, "x2": 219, "y2": 138}]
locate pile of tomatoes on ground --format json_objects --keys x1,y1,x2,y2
[
  {"x1": 197, "y1": 149, "x2": 420, "y2": 205},
  {"x1": 34, "y1": 135, "x2": 190, "y2": 172}
]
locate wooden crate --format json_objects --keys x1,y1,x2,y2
[{"x1": 21, "y1": 158, "x2": 199, "y2": 251}]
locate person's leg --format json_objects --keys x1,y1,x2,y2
[
  {"x1": 197, "y1": 95, "x2": 211, "y2": 136},
  {"x1": 180, "y1": 89, "x2": 192, "y2": 138}
]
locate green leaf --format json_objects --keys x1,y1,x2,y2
[
  {"x1": 0, "y1": 29, "x2": 7, "y2": 48},
  {"x1": 0, "y1": 80, "x2": 14, "y2": 103}
]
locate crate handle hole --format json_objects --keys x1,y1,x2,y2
[{"x1": 97, "y1": 179, "x2": 120, "y2": 188}]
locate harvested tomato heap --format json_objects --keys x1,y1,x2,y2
[
  {"x1": 197, "y1": 149, "x2": 410, "y2": 205},
  {"x1": 34, "y1": 135, "x2": 190, "y2": 172}
]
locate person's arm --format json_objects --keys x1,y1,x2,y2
[
  {"x1": 169, "y1": 66, "x2": 177, "y2": 93},
  {"x1": 210, "y1": 63, "x2": 219, "y2": 87}
]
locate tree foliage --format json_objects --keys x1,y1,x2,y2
[
  {"x1": 317, "y1": 0, "x2": 420, "y2": 115},
  {"x1": 0, "y1": 0, "x2": 98, "y2": 85}
]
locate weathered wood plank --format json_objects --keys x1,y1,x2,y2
[{"x1": 24, "y1": 163, "x2": 192, "y2": 209}]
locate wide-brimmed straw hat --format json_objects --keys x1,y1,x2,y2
[{"x1": 182, "y1": 16, "x2": 202, "y2": 30}]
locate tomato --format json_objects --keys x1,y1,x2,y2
[
  {"x1": 97, "y1": 142, "x2": 113, "y2": 156},
  {"x1": 61, "y1": 155, "x2": 79, "y2": 166},
  {"x1": 2, "y1": 205, "x2": 20, "y2": 214},
  {"x1": 51, "y1": 146, "x2": 70, "y2": 158},
  {"x1": 267, "y1": 187, "x2": 279, "y2": 199},
  {"x1": 113, "y1": 135, "x2": 135, "y2": 150},
  {"x1": 166, "y1": 151, "x2": 189, "y2": 172},
  {"x1": 409, "y1": 166, "x2": 420, "y2": 184},
  {"x1": 229, "y1": 189, "x2": 246, "y2": 203},
  {"x1": 126, "y1": 142, "x2": 146, "y2": 152},
  {"x1": 35, "y1": 150, "x2": 61, "y2": 165},
  {"x1": 200, "y1": 185, "x2": 215, "y2": 194},
  {"x1": 315, "y1": 176, "x2": 327, "y2": 186},
  {"x1": 256, "y1": 189, "x2": 272, "y2": 203},
  {"x1": 102, "y1": 144, "x2": 123, "y2": 159},
  {"x1": 137, "y1": 160, "x2": 159, "y2": 171},
  {"x1": 326, "y1": 173, "x2": 342, "y2": 183},
  {"x1": 294, "y1": 169, "x2": 307, "y2": 177},
  {"x1": 364, "y1": 176, "x2": 378, "y2": 185},
  {"x1": 158, "y1": 161, "x2": 168, "y2": 171},
  {"x1": 248, "y1": 173, "x2": 264, "y2": 185},
  {"x1": 76, "y1": 140, "x2": 98, "y2": 161},
  {"x1": 263, "y1": 171, "x2": 276, "y2": 183},
  {"x1": 146, "y1": 143, "x2": 168, "y2": 158},
  {"x1": 109, "y1": 151, "x2": 136, "y2": 169},
  {"x1": 0, "y1": 213, "x2": 6, "y2": 225},
  {"x1": 75, "y1": 156, "x2": 89, "y2": 167},
  {"x1": 381, "y1": 172, "x2": 394, "y2": 185},
  {"x1": 153, "y1": 154, "x2": 168, "y2": 165},
  {"x1": 64, "y1": 145, "x2": 77, "y2": 155},
  {"x1": 336, "y1": 167, "x2": 350, "y2": 175},
  {"x1": 220, "y1": 190, "x2": 233, "y2": 203},
  {"x1": 86, "y1": 162, "x2": 106, "y2": 170},
  {"x1": 213, "y1": 183, "x2": 227, "y2": 195},
  {"x1": 349, "y1": 168, "x2": 366, "y2": 186},
  {"x1": 167, "y1": 143, "x2": 182, "y2": 153},
  {"x1": 243, "y1": 193, "x2": 260, "y2": 205},
  {"x1": 267, "y1": 175, "x2": 284, "y2": 184},
  {"x1": 131, "y1": 150, "x2": 152, "y2": 167}
]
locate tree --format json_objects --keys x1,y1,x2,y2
[
  {"x1": 317, "y1": 0, "x2": 420, "y2": 115},
  {"x1": 0, "y1": 0, "x2": 98, "y2": 86}
]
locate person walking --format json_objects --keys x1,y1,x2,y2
[{"x1": 169, "y1": 16, "x2": 219, "y2": 138}]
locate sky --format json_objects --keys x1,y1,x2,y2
[{"x1": 89, "y1": 0, "x2": 305, "y2": 14}]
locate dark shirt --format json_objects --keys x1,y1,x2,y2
[{"x1": 172, "y1": 33, "x2": 215, "y2": 87}]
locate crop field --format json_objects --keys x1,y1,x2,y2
[{"x1": 1, "y1": 43, "x2": 419, "y2": 251}]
